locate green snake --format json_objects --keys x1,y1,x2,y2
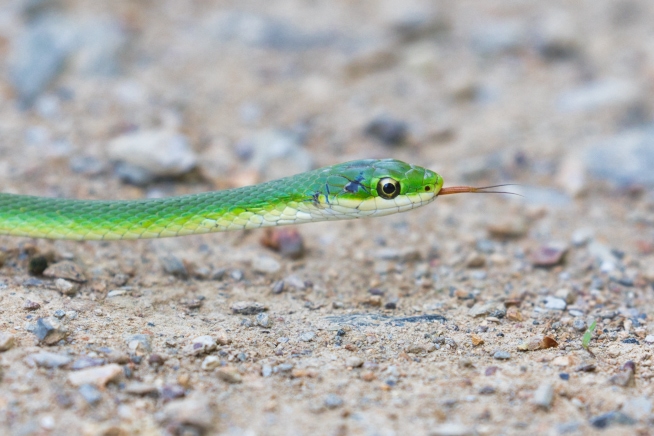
[{"x1": 0, "y1": 159, "x2": 500, "y2": 240}]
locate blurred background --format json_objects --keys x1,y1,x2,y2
[{"x1": 1, "y1": 0, "x2": 652, "y2": 197}]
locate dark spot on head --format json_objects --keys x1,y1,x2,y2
[{"x1": 425, "y1": 186, "x2": 431, "y2": 191}]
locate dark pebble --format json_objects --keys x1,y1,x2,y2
[
  {"x1": 148, "y1": 354, "x2": 165, "y2": 366},
  {"x1": 385, "y1": 301, "x2": 397, "y2": 310},
  {"x1": 271, "y1": 280, "x2": 285, "y2": 294},
  {"x1": 559, "y1": 373, "x2": 570, "y2": 381},
  {"x1": 364, "y1": 115, "x2": 409, "y2": 146},
  {"x1": 479, "y1": 386, "x2": 496, "y2": 395},
  {"x1": 589, "y1": 411, "x2": 636, "y2": 429},
  {"x1": 28, "y1": 255, "x2": 49, "y2": 275},
  {"x1": 161, "y1": 384, "x2": 186, "y2": 402},
  {"x1": 485, "y1": 366, "x2": 499, "y2": 376},
  {"x1": 160, "y1": 255, "x2": 188, "y2": 279},
  {"x1": 622, "y1": 338, "x2": 639, "y2": 345},
  {"x1": 23, "y1": 300, "x2": 41, "y2": 311}
]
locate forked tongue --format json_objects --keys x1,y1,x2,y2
[{"x1": 438, "y1": 184, "x2": 520, "y2": 196}]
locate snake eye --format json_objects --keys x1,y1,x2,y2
[{"x1": 376, "y1": 177, "x2": 400, "y2": 199}]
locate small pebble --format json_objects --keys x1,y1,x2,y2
[
  {"x1": 71, "y1": 357, "x2": 106, "y2": 370},
  {"x1": 572, "y1": 319, "x2": 587, "y2": 332},
  {"x1": 124, "y1": 382, "x2": 158, "y2": 396},
  {"x1": 231, "y1": 301, "x2": 267, "y2": 315},
  {"x1": 346, "y1": 356, "x2": 364, "y2": 368},
  {"x1": 493, "y1": 350, "x2": 511, "y2": 360},
  {"x1": 216, "y1": 367, "x2": 242, "y2": 384},
  {"x1": 256, "y1": 312, "x2": 272, "y2": 328},
  {"x1": 300, "y1": 331, "x2": 316, "y2": 342},
  {"x1": 0, "y1": 332, "x2": 16, "y2": 351},
  {"x1": 260, "y1": 228, "x2": 305, "y2": 259},
  {"x1": 323, "y1": 393, "x2": 344, "y2": 409},
  {"x1": 161, "y1": 396, "x2": 214, "y2": 431},
  {"x1": 43, "y1": 261, "x2": 87, "y2": 282},
  {"x1": 544, "y1": 296, "x2": 567, "y2": 310},
  {"x1": 26, "y1": 352, "x2": 72, "y2": 368},
  {"x1": 160, "y1": 255, "x2": 188, "y2": 279},
  {"x1": 32, "y1": 317, "x2": 69, "y2": 345},
  {"x1": 79, "y1": 384, "x2": 102, "y2": 405},
  {"x1": 68, "y1": 364, "x2": 122, "y2": 387},
  {"x1": 186, "y1": 335, "x2": 217, "y2": 356},
  {"x1": 465, "y1": 252, "x2": 485, "y2": 268},
  {"x1": 271, "y1": 280, "x2": 285, "y2": 294},
  {"x1": 201, "y1": 356, "x2": 221, "y2": 371},
  {"x1": 161, "y1": 384, "x2": 186, "y2": 402},
  {"x1": 532, "y1": 383, "x2": 554, "y2": 409},
  {"x1": 230, "y1": 269, "x2": 244, "y2": 281},
  {"x1": 644, "y1": 335, "x2": 654, "y2": 344},
  {"x1": 53, "y1": 309, "x2": 66, "y2": 319},
  {"x1": 251, "y1": 255, "x2": 281, "y2": 274},
  {"x1": 55, "y1": 278, "x2": 79, "y2": 295},
  {"x1": 23, "y1": 300, "x2": 41, "y2": 311},
  {"x1": 531, "y1": 244, "x2": 568, "y2": 267},
  {"x1": 126, "y1": 334, "x2": 152, "y2": 356},
  {"x1": 262, "y1": 364, "x2": 273, "y2": 377}
]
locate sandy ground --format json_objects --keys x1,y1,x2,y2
[{"x1": 1, "y1": 1, "x2": 654, "y2": 435}]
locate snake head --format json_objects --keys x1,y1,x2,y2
[{"x1": 317, "y1": 159, "x2": 442, "y2": 217}]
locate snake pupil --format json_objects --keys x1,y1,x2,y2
[{"x1": 377, "y1": 178, "x2": 400, "y2": 199}]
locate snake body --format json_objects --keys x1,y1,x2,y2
[{"x1": 0, "y1": 159, "x2": 443, "y2": 240}]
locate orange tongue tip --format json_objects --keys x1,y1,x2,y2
[{"x1": 439, "y1": 184, "x2": 521, "y2": 197}]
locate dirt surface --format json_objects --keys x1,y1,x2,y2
[{"x1": 1, "y1": 1, "x2": 654, "y2": 435}]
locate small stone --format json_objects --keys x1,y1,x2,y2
[
  {"x1": 161, "y1": 396, "x2": 214, "y2": 431},
  {"x1": 572, "y1": 319, "x2": 587, "y2": 332},
  {"x1": 406, "y1": 344, "x2": 426, "y2": 354},
  {"x1": 471, "y1": 334, "x2": 484, "y2": 346},
  {"x1": 493, "y1": 350, "x2": 511, "y2": 360},
  {"x1": 468, "y1": 302, "x2": 495, "y2": 318},
  {"x1": 216, "y1": 367, "x2": 242, "y2": 384},
  {"x1": 260, "y1": 228, "x2": 305, "y2": 259},
  {"x1": 108, "y1": 129, "x2": 197, "y2": 181},
  {"x1": 161, "y1": 384, "x2": 186, "y2": 402},
  {"x1": 374, "y1": 247, "x2": 421, "y2": 262},
  {"x1": 186, "y1": 335, "x2": 217, "y2": 356},
  {"x1": 364, "y1": 115, "x2": 408, "y2": 146},
  {"x1": 487, "y1": 217, "x2": 528, "y2": 238},
  {"x1": 551, "y1": 356, "x2": 572, "y2": 367},
  {"x1": 201, "y1": 356, "x2": 221, "y2": 371},
  {"x1": 33, "y1": 317, "x2": 69, "y2": 345},
  {"x1": 126, "y1": 334, "x2": 152, "y2": 356},
  {"x1": 506, "y1": 306, "x2": 523, "y2": 322},
  {"x1": 255, "y1": 312, "x2": 272, "y2": 328},
  {"x1": 231, "y1": 301, "x2": 267, "y2": 315},
  {"x1": 71, "y1": 357, "x2": 106, "y2": 370},
  {"x1": 124, "y1": 382, "x2": 158, "y2": 396},
  {"x1": 148, "y1": 354, "x2": 165, "y2": 367},
  {"x1": 160, "y1": 255, "x2": 188, "y2": 279},
  {"x1": 262, "y1": 364, "x2": 273, "y2": 377},
  {"x1": 644, "y1": 335, "x2": 654, "y2": 344},
  {"x1": 79, "y1": 384, "x2": 103, "y2": 405},
  {"x1": 571, "y1": 228, "x2": 593, "y2": 246},
  {"x1": 271, "y1": 280, "x2": 285, "y2": 294},
  {"x1": 346, "y1": 356, "x2": 364, "y2": 368},
  {"x1": 0, "y1": 332, "x2": 15, "y2": 351},
  {"x1": 68, "y1": 364, "x2": 122, "y2": 387},
  {"x1": 544, "y1": 296, "x2": 567, "y2": 310},
  {"x1": 300, "y1": 331, "x2": 316, "y2": 342},
  {"x1": 465, "y1": 252, "x2": 485, "y2": 268},
  {"x1": 43, "y1": 261, "x2": 86, "y2": 282},
  {"x1": 532, "y1": 383, "x2": 554, "y2": 409},
  {"x1": 23, "y1": 300, "x2": 41, "y2": 311},
  {"x1": 532, "y1": 244, "x2": 568, "y2": 267},
  {"x1": 621, "y1": 396, "x2": 652, "y2": 420},
  {"x1": 26, "y1": 352, "x2": 72, "y2": 368},
  {"x1": 323, "y1": 393, "x2": 344, "y2": 409},
  {"x1": 252, "y1": 255, "x2": 281, "y2": 274},
  {"x1": 55, "y1": 278, "x2": 79, "y2": 295},
  {"x1": 589, "y1": 411, "x2": 637, "y2": 429}
]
